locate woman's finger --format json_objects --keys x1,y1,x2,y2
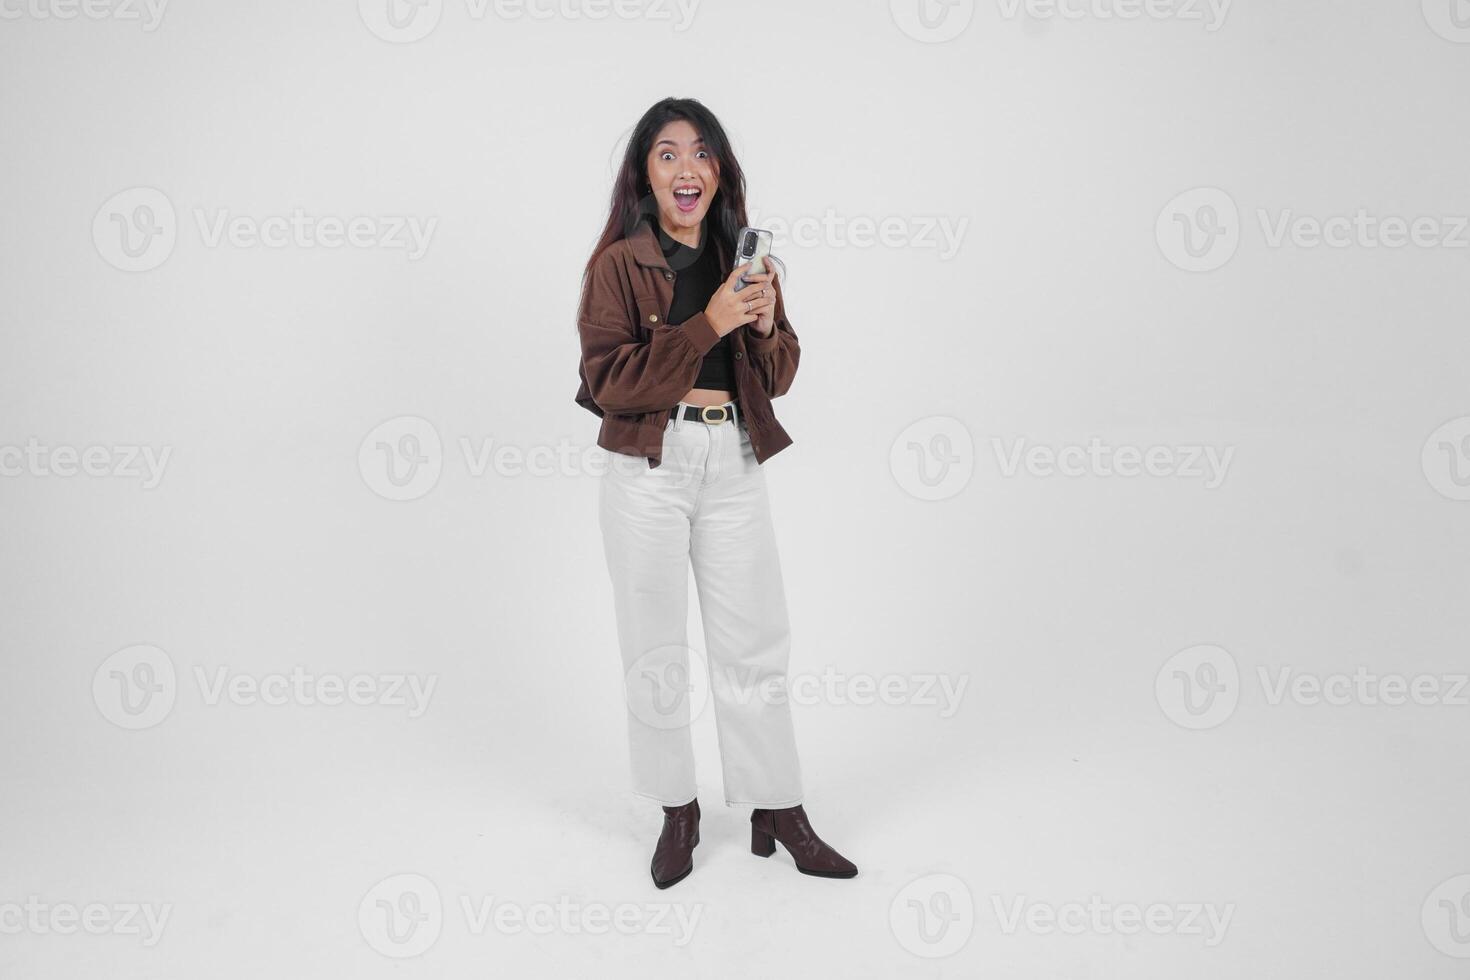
[{"x1": 725, "y1": 262, "x2": 752, "y2": 287}]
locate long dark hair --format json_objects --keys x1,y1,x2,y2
[{"x1": 584, "y1": 97, "x2": 749, "y2": 286}]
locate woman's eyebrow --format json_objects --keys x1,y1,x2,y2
[{"x1": 654, "y1": 138, "x2": 706, "y2": 148}]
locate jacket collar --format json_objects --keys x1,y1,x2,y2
[{"x1": 628, "y1": 219, "x2": 671, "y2": 270}]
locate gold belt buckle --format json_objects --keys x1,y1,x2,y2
[{"x1": 699, "y1": 405, "x2": 730, "y2": 424}]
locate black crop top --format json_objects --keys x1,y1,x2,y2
[{"x1": 657, "y1": 220, "x2": 735, "y2": 392}]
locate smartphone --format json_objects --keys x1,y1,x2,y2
[{"x1": 733, "y1": 227, "x2": 773, "y2": 291}]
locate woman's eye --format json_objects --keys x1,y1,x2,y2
[
  {"x1": 697, "y1": 150, "x2": 709, "y2": 159},
  {"x1": 660, "y1": 152, "x2": 675, "y2": 161}
]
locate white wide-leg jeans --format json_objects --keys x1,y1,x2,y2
[{"x1": 597, "y1": 401, "x2": 804, "y2": 808}]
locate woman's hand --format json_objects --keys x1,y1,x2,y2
[
  {"x1": 704, "y1": 262, "x2": 777, "y2": 337},
  {"x1": 740, "y1": 263, "x2": 780, "y2": 337}
]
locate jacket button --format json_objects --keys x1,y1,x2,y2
[
  {"x1": 663, "y1": 271, "x2": 674, "y2": 281},
  {"x1": 734, "y1": 350, "x2": 743, "y2": 359},
  {"x1": 648, "y1": 314, "x2": 658, "y2": 323}
]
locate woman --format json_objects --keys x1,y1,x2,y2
[{"x1": 574, "y1": 97, "x2": 858, "y2": 888}]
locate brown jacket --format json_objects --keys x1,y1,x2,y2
[{"x1": 574, "y1": 220, "x2": 800, "y2": 467}]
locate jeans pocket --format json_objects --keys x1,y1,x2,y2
[{"x1": 604, "y1": 450, "x2": 650, "y2": 478}]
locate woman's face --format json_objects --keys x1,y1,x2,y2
[{"x1": 644, "y1": 119, "x2": 719, "y2": 237}]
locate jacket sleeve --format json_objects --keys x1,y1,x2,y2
[
  {"x1": 577, "y1": 249, "x2": 722, "y2": 415},
  {"x1": 742, "y1": 283, "x2": 800, "y2": 399}
]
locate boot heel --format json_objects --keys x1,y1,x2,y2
[{"x1": 751, "y1": 826, "x2": 776, "y2": 857}]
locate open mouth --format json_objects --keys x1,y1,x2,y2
[{"x1": 673, "y1": 186, "x2": 702, "y2": 214}]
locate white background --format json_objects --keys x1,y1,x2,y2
[{"x1": 2, "y1": 0, "x2": 1469, "y2": 976}]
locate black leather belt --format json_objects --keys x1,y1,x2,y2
[{"x1": 669, "y1": 401, "x2": 739, "y2": 425}]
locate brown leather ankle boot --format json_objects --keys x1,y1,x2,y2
[
  {"x1": 650, "y1": 798, "x2": 700, "y2": 889},
  {"x1": 750, "y1": 804, "x2": 858, "y2": 878}
]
